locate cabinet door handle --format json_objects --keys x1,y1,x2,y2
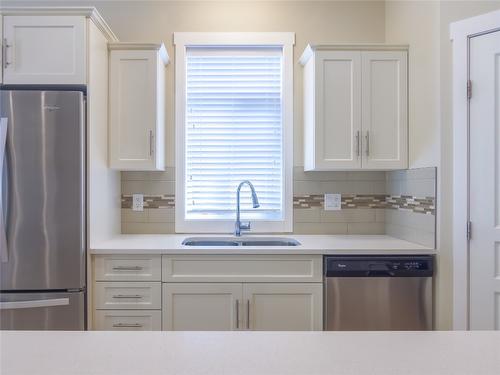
[
  {"x1": 365, "y1": 131, "x2": 370, "y2": 157},
  {"x1": 246, "y1": 300, "x2": 250, "y2": 330},
  {"x1": 112, "y1": 294, "x2": 143, "y2": 299},
  {"x1": 356, "y1": 131, "x2": 360, "y2": 157},
  {"x1": 3, "y1": 39, "x2": 12, "y2": 69},
  {"x1": 236, "y1": 299, "x2": 239, "y2": 329},
  {"x1": 112, "y1": 266, "x2": 143, "y2": 271},
  {"x1": 149, "y1": 130, "x2": 154, "y2": 156},
  {"x1": 112, "y1": 323, "x2": 143, "y2": 328}
]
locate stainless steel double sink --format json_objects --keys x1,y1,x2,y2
[{"x1": 182, "y1": 237, "x2": 301, "y2": 247}]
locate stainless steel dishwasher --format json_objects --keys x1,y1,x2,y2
[{"x1": 324, "y1": 255, "x2": 434, "y2": 331}]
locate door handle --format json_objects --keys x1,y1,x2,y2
[
  {"x1": 0, "y1": 118, "x2": 8, "y2": 263},
  {"x1": 149, "y1": 130, "x2": 154, "y2": 156},
  {"x1": 365, "y1": 131, "x2": 370, "y2": 157},
  {"x1": 0, "y1": 298, "x2": 69, "y2": 310},
  {"x1": 356, "y1": 131, "x2": 360, "y2": 157},
  {"x1": 3, "y1": 39, "x2": 12, "y2": 69},
  {"x1": 246, "y1": 300, "x2": 250, "y2": 330},
  {"x1": 236, "y1": 299, "x2": 240, "y2": 329}
]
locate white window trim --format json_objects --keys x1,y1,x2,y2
[{"x1": 174, "y1": 32, "x2": 295, "y2": 234}]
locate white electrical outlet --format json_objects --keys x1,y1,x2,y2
[
  {"x1": 324, "y1": 193, "x2": 342, "y2": 211},
  {"x1": 132, "y1": 194, "x2": 144, "y2": 211}
]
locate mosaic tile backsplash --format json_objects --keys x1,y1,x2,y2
[
  {"x1": 121, "y1": 167, "x2": 436, "y2": 248},
  {"x1": 293, "y1": 194, "x2": 435, "y2": 215}
]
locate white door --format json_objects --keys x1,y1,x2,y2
[
  {"x1": 3, "y1": 16, "x2": 86, "y2": 84},
  {"x1": 109, "y1": 49, "x2": 158, "y2": 170},
  {"x1": 243, "y1": 283, "x2": 323, "y2": 331},
  {"x1": 162, "y1": 283, "x2": 242, "y2": 331},
  {"x1": 469, "y1": 30, "x2": 500, "y2": 330},
  {"x1": 361, "y1": 51, "x2": 408, "y2": 170},
  {"x1": 313, "y1": 51, "x2": 362, "y2": 170}
]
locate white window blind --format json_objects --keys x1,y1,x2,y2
[{"x1": 185, "y1": 47, "x2": 283, "y2": 220}]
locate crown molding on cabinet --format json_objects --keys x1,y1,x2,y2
[
  {"x1": 0, "y1": 6, "x2": 119, "y2": 42},
  {"x1": 299, "y1": 43, "x2": 409, "y2": 65},
  {"x1": 108, "y1": 43, "x2": 169, "y2": 65}
]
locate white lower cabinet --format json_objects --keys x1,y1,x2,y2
[
  {"x1": 244, "y1": 283, "x2": 323, "y2": 331},
  {"x1": 163, "y1": 283, "x2": 242, "y2": 331},
  {"x1": 94, "y1": 310, "x2": 161, "y2": 331},
  {"x1": 162, "y1": 282, "x2": 323, "y2": 331},
  {"x1": 92, "y1": 254, "x2": 323, "y2": 331}
]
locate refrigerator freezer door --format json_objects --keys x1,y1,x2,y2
[
  {"x1": 0, "y1": 291, "x2": 85, "y2": 330},
  {"x1": 0, "y1": 90, "x2": 85, "y2": 290}
]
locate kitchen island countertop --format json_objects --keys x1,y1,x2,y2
[{"x1": 1, "y1": 331, "x2": 499, "y2": 375}]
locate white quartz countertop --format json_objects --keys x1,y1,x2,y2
[
  {"x1": 90, "y1": 234, "x2": 434, "y2": 255},
  {"x1": 1, "y1": 331, "x2": 499, "y2": 375}
]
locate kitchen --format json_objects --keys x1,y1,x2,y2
[{"x1": 0, "y1": 1, "x2": 499, "y2": 374}]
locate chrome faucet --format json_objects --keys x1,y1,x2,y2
[{"x1": 234, "y1": 180, "x2": 260, "y2": 237}]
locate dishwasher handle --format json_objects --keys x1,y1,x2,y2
[{"x1": 366, "y1": 270, "x2": 396, "y2": 277}]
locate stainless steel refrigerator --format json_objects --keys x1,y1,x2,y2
[{"x1": 0, "y1": 89, "x2": 86, "y2": 330}]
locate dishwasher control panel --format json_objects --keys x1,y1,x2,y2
[{"x1": 324, "y1": 256, "x2": 434, "y2": 277}]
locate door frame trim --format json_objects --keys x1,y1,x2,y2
[{"x1": 450, "y1": 9, "x2": 500, "y2": 330}]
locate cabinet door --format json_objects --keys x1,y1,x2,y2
[
  {"x1": 162, "y1": 283, "x2": 242, "y2": 331},
  {"x1": 3, "y1": 16, "x2": 86, "y2": 84},
  {"x1": 312, "y1": 51, "x2": 361, "y2": 170},
  {"x1": 361, "y1": 51, "x2": 408, "y2": 169},
  {"x1": 1, "y1": 17, "x2": 3, "y2": 84},
  {"x1": 243, "y1": 283, "x2": 323, "y2": 331},
  {"x1": 109, "y1": 49, "x2": 160, "y2": 170}
]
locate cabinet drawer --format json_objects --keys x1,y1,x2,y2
[
  {"x1": 162, "y1": 255, "x2": 322, "y2": 282},
  {"x1": 94, "y1": 310, "x2": 161, "y2": 331},
  {"x1": 94, "y1": 255, "x2": 161, "y2": 281},
  {"x1": 94, "y1": 282, "x2": 161, "y2": 310}
]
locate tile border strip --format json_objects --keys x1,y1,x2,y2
[
  {"x1": 122, "y1": 194, "x2": 435, "y2": 215},
  {"x1": 293, "y1": 194, "x2": 435, "y2": 215}
]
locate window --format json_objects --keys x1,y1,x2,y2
[{"x1": 175, "y1": 33, "x2": 294, "y2": 233}]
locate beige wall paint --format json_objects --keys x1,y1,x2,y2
[{"x1": 385, "y1": 1, "x2": 440, "y2": 170}]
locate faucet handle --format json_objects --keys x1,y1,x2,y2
[{"x1": 240, "y1": 222, "x2": 251, "y2": 231}]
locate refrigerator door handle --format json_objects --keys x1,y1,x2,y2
[
  {"x1": 0, "y1": 298, "x2": 69, "y2": 310},
  {"x1": 0, "y1": 118, "x2": 8, "y2": 263}
]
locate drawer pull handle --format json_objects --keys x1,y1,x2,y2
[
  {"x1": 112, "y1": 323, "x2": 143, "y2": 328},
  {"x1": 112, "y1": 294, "x2": 143, "y2": 299},
  {"x1": 112, "y1": 266, "x2": 143, "y2": 271}
]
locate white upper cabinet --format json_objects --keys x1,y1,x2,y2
[
  {"x1": 108, "y1": 43, "x2": 168, "y2": 171},
  {"x1": 3, "y1": 15, "x2": 86, "y2": 84},
  {"x1": 0, "y1": 8, "x2": 118, "y2": 85},
  {"x1": 0, "y1": 16, "x2": 3, "y2": 84},
  {"x1": 361, "y1": 51, "x2": 407, "y2": 169},
  {"x1": 300, "y1": 45, "x2": 408, "y2": 171}
]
